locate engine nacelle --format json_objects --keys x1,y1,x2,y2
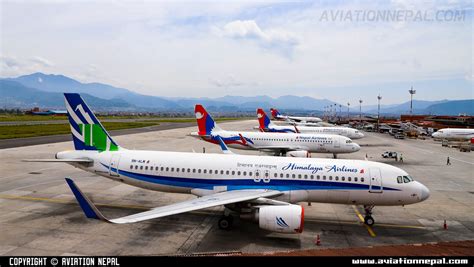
[
  {"x1": 286, "y1": 150, "x2": 311, "y2": 158},
  {"x1": 257, "y1": 205, "x2": 304, "y2": 234}
]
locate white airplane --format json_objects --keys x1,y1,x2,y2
[
  {"x1": 271, "y1": 108, "x2": 322, "y2": 123},
  {"x1": 257, "y1": 109, "x2": 365, "y2": 140},
  {"x1": 189, "y1": 105, "x2": 360, "y2": 158},
  {"x1": 432, "y1": 128, "x2": 474, "y2": 141},
  {"x1": 25, "y1": 93, "x2": 430, "y2": 233}
]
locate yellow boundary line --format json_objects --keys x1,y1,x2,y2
[{"x1": 352, "y1": 205, "x2": 377, "y2": 237}]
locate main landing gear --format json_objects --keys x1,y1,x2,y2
[
  {"x1": 363, "y1": 205, "x2": 375, "y2": 226},
  {"x1": 218, "y1": 215, "x2": 234, "y2": 230},
  {"x1": 333, "y1": 153, "x2": 338, "y2": 159}
]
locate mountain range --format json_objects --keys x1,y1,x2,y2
[{"x1": 1, "y1": 72, "x2": 472, "y2": 115}]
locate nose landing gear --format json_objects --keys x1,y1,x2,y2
[{"x1": 363, "y1": 205, "x2": 375, "y2": 226}]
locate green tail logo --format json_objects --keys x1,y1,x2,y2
[{"x1": 79, "y1": 124, "x2": 118, "y2": 151}]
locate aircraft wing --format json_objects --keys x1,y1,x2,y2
[
  {"x1": 65, "y1": 178, "x2": 282, "y2": 224},
  {"x1": 252, "y1": 145, "x2": 307, "y2": 152}
]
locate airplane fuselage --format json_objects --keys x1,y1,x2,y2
[
  {"x1": 191, "y1": 131, "x2": 360, "y2": 154},
  {"x1": 57, "y1": 150, "x2": 429, "y2": 206}
]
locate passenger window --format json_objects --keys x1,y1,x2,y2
[
  {"x1": 335, "y1": 176, "x2": 339, "y2": 181},
  {"x1": 166, "y1": 167, "x2": 169, "y2": 171},
  {"x1": 342, "y1": 177, "x2": 345, "y2": 181},
  {"x1": 298, "y1": 174, "x2": 302, "y2": 179},
  {"x1": 226, "y1": 170, "x2": 230, "y2": 175},
  {"x1": 198, "y1": 169, "x2": 201, "y2": 173},
  {"x1": 134, "y1": 165, "x2": 138, "y2": 170},
  {"x1": 249, "y1": 172, "x2": 253, "y2": 176},
  {"x1": 323, "y1": 176, "x2": 326, "y2": 180},
  {"x1": 140, "y1": 166, "x2": 143, "y2": 170},
  {"x1": 329, "y1": 176, "x2": 332, "y2": 181},
  {"x1": 220, "y1": 170, "x2": 224, "y2": 175},
  {"x1": 145, "y1": 166, "x2": 148, "y2": 170},
  {"x1": 187, "y1": 168, "x2": 190, "y2": 173},
  {"x1": 304, "y1": 175, "x2": 308, "y2": 179},
  {"x1": 274, "y1": 173, "x2": 277, "y2": 178},
  {"x1": 354, "y1": 177, "x2": 358, "y2": 182},
  {"x1": 243, "y1": 171, "x2": 247, "y2": 176},
  {"x1": 317, "y1": 175, "x2": 320, "y2": 180},
  {"x1": 280, "y1": 173, "x2": 284, "y2": 178},
  {"x1": 193, "y1": 169, "x2": 196, "y2": 173},
  {"x1": 286, "y1": 174, "x2": 290, "y2": 178},
  {"x1": 361, "y1": 178, "x2": 364, "y2": 182},
  {"x1": 310, "y1": 175, "x2": 314, "y2": 179},
  {"x1": 348, "y1": 177, "x2": 351, "y2": 182},
  {"x1": 238, "y1": 171, "x2": 241, "y2": 176},
  {"x1": 130, "y1": 165, "x2": 133, "y2": 169},
  {"x1": 203, "y1": 169, "x2": 207, "y2": 174},
  {"x1": 292, "y1": 174, "x2": 296, "y2": 179},
  {"x1": 161, "y1": 167, "x2": 164, "y2": 171},
  {"x1": 170, "y1": 167, "x2": 174, "y2": 172}
]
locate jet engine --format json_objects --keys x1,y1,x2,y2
[
  {"x1": 286, "y1": 150, "x2": 311, "y2": 158},
  {"x1": 253, "y1": 205, "x2": 304, "y2": 233}
]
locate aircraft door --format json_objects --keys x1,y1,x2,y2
[
  {"x1": 369, "y1": 168, "x2": 382, "y2": 193},
  {"x1": 109, "y1": 154, "x2": 121, "y2": 177}
]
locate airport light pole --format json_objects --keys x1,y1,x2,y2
[
  {"x1": 409, "y1": 87, "x2": 416, "y2": 117},
  {"x1": 377, "y1": 94, "x2": 382, "y2": 131},
  {"x1": 347, "y1": 102, "x2": 350, "y2": 120},
  {"x1": 359, "y1": 99, "x2": 363, "y2": 124},
  {"x1": 339, "y1": 104, "x2": 342, "y2": 122}
]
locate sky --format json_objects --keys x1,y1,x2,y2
[{"x1": 1, "y1": 0, "x2": 472, "y2": 105}]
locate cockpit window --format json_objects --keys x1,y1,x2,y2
[
  {"x1": 403, "y1": 175, "x2": 414, "y2": 183},
  {"x1": 397, "y1": 176, "x2": 403, "y2": 184},
  {"x1": 346, "y1": 140, "x2": 352, "y2": 143}
]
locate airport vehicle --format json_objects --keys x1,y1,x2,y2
[
  {"x1": 270, "y1": 108, "x2": 322, "y2": 123},
  {"x1": 191, "y1": 105, "x2": 360, "y2": 158},
  {"x1": 382, "y1": 151, "x2": 398, "y2": 159},
  {"x1": 257, "y1": 109, "x2": 365, "y2": 139},
  {"x1": 394, "y1": 133, "x2": 405, "y2": 139},
  {"x1": 432, "y1": 128, "x2": 474, "y2": 141},
  {"x1": 25, "y1": 93, "x2": 430, "y2": 232}
]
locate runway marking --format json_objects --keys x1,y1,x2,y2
[
  {"x1": 352, "y1": 205, "x2": 376, "y2": 237},
  {"x1": 0, "y1": 194, "x2": 427, "y2": 231}
]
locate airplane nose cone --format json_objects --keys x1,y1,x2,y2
[
  {"x1": 420, "y1": 184, "x2": 430, "y2": 201},
  {"x1": 358, "y1": 132, "x2": 365, "y2": 138},
  {"x1": 353, "y1": 143, "x2": 361, "y2": 151}
]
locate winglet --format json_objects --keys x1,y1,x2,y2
[
  {"x1": 215, "y1": 136, "x2": 234, "y2": 154},
  {"x1": 65, "y1": 178, "x2": 109, "y2": 222}
]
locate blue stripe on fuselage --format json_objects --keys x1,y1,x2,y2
[{"x1": 101, "y1": 163, "x2": 398, "y2": 192}]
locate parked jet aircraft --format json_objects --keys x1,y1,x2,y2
[
  {"x1": 25, "y1": 93, "x2": 430, "y2": 233},
  {"x1": 258, "y1": 109, "x2": 365, "y2": 139},
  {"x1": 190, "y1": 105, "x2": 360, "y2": 158},
  {"x1": 271, "y1": 108, "x2": 322, "y2": 123},
  {"x1": 432, "y1": 128, "x2": 474, "y2": 140}
]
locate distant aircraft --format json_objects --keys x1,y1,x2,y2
[
  {"x1": 190, "y1": 105, "x2": 360, "y2": 158},
  {"x1": 25, "y1": 93, "x2": 430, "y2": 231},
  {"x1": 258, "y1": 109, "x2": 365, "y2": 139},
  {"x1": 432, "y1": 128, "x2": 474, "y2": 140},
  {"x1": 270, "y1": 108, "x2": 322, "y2": 123}
]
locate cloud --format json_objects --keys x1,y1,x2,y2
[
  {"x1": 209, "y1": 74, "x2": 257, "y2": 88},
  {"x1": 30, "y1": 56, "x2": 54, "y2": 67},
  {"x1": 217, "y1": 20, "x2": 299, "y2": 55}
]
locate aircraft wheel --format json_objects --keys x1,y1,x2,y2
[
  {"x1": 364, "y1": 215, "x2": 375, "y2": 226},
  {"x1": 218, "y1": 216, "x2": 233, "y2": 230}
]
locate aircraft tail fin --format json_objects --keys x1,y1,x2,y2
[
  {"x1": 270, "y1": 108, "x2": 281, "y2": 119},
  {"x1": 64, "y1": 93, "x2": 120, "y2": 151},
  {"x1": 194, "y1": 104, "x2": 223, "y2": 135},
  {"x1": 257, "y1": 108, "x2": 273, "y2": 130}
]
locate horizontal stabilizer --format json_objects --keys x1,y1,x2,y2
[{"x1": 23, "y1": 159, "x2": 93, "y2": 163}]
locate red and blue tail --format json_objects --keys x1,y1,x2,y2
[
  {"x1": 257, "y1": 108, "x2": 272, "y2": 131},
  {"x1": 270, "y1": 108, "x2": 281, "y2": 119},
  {"x1": 194, "y1": 104, "x2": 222, "y2": 135}
]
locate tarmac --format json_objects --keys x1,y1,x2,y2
[{"x1": 0, "y1": 120, "x2": 473, "y2": 255}]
